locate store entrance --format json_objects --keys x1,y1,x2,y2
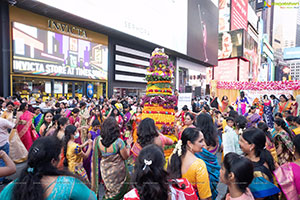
[{"x1": 12, "y1": 76, "x2": 106, "y2": 100}]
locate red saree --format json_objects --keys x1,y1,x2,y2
[{"x1": 17, "y1": 111, "x2": 37, "y2": 150}]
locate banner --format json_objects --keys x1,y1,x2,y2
[
  {"x1": 244, "y1": 90, "x2": 293, "y2": 105},
  {"x1": 12, "y1": 22, "x2": 108, "y2": 80},
  {"x1": 178, "y1": 93, "x2": 193, "y2": 111},
  {"x1": 87, "y1": 84, "x2": 94, "y2": 98},
  {"x1": 231, "y1": 0, "x2": 248, "y2": 31},
  {"x1": 214, "y1": 59, "x2": 238, "y2": 81},
  {"x1": 218, "y1": 29, "x2": 243, "y2": 59}
]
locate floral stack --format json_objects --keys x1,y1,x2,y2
[{"x1": 141, "y1": 48, "x2": 177, "y2": 157}]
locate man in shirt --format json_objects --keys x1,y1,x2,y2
[{"x1": 209, "y1": 91, "x2": 221, "y2": 109}]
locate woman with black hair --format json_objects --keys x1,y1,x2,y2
[
  {"x1": 64, "y1": 125, "x2": 92, "y2": 183},
  {"x1": 53, "y1": 117, "x2": 69, "y2": 140},
  {"x1": 287, "y1": 94, "x2": 298, "y2": 117},
  {"x1": 168, "y1": 128, "x2": 211, "y2": 200},
  {"x1": 68, "y1": 108, "x2": 81, "y2": 127},
  {"x1": 16, "y1": 102, "x2": 37, "y2": 150},
  {"x1": 131, "y1": 118, "x2": 173, "y2": 163},
  {"x1": 279, "y1": 94, "x2": 291, "y2": 117},
  {"x1": 178, "y1": 112, "x2": 196, "y2": 139},
  {"x1": 273, "y1": 118, "x2": 295, "y2": 165},
  {"x1": 270, "y1": 95, "x2": 279, "y2": 118},
  {"x1": 91, "y1": 117, "x2": 132, "y2": 198},
  {"x1": 293, "y1": 116, "x2": 300, "y2": 135},
  {"x1": 220, "y1": 153, "x2": 254, "y2": 200},
  {"x1": 239, "y1": 128, "x2": 280, "y2": 199},
  {"x1": 262, "y1": 95, "x2": 274, "y2": 128},
  {"x1": 124, "y1": 144, "x2": 198, "y2": 200},
  {"x1": 257, "y1": 122, "x2": 278, "y2": 165},
  {"x1": 235, "y1": 91, "x2": 250, "y2": 115},
  {"x1": 110, "y1": 108, "x2": 124, "y2": 132},
  {"x1": 0, "y1": 136, "x2": 96, "y2": 200},
  {"x1": 39, "y1": 111, "x2": 55, "y2": 137},
  {"x1": 88, "y1": 106, "x2": 103, "y2": 130},
  {"x1": 274, "y1": 134, "x2": 300, "y2": 199},
  {"x1": 195, "y1": 113, "x2": 220, "y2": 199},
  {"x1": 32, "y1": 107, "x2": 44, "y2": 134},
  {"x1": 221, "y1": 95, "x2": 229, "y2": 114},
  {"x1": 244, "y1": 106, "x2": 262, "y2": 128}
]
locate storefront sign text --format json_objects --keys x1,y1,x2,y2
[
  {"x1": 48, "y1": 19, "x2": 87, "y2": 38},
  {"x1": 13, "y1": 60, "x2": 103, "y2": 78}
]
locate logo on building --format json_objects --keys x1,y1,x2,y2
[
  {"x1": 48, "y1": 19, "x2": 87, "y2": 38},
  {"x1": 263, "y1": 1, "x2": 299, "y2": 9}
]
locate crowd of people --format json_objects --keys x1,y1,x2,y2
[{"x1": 0, "y1": 91, "x2": 299, "y2": 200}]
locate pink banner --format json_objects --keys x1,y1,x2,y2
[
  {"x1": 214, "y1": 59, "x2": 238, "y2": 81},
  {"x1": 239, "y1": 59, "x2": 249, "y2": 81},
  {"x1": 231, "y1": 0, "x2": 248, "y2": 31}
]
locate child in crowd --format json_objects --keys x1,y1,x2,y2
[
  {"x1": 223, "y1": 117, "x2": 239, "y2": 156},
  {"x1": 220, "y1": 152, "x2": 254, "y2": 200}
]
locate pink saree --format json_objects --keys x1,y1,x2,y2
[
  {"x1": 17, "y1": 111, "x2": 37, "y2": 150},
  {"x1": 274, "y1": 162, "x2": 300, "y2": 200}
]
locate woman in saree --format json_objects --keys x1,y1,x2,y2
[
  {"x1": 195, "y1": 113, "x2": 221, "y2": 200},
  {"x1": 110, "y1": 108, "x2": 124, "y2": 135},
  {"x1": 0, "y1": 136, "x2": 96, "y2": 200},
  {"x1": 88, "y1": 106, "x2": 103, "y2": 130},
  {"x1": 257, "y1": 122, "x2": 278, "y2": 164},
  {"x1": 274, "y1": 134, "x2": 300, "y2": 200},
  {"x1": 59, "y1": 102, "x2": 71, "y2": 118},
  {"x1": 131, "y1": 118, "x2": 173, "y2": 164},
  {"x1": 270, "y1": 95, "x2": 280, "y2": 118},
  {"x1": 235, "y1": 91, "x2": 249, "y2": 115},
  {"x1": 64, "y1": 125, "x2": 93, "y2": 183},
  {"x1": 244, "y1": 106, "x2": 262, "y2": 128},
  {"x1": 273, "y1": 118, "x2": 295, "y2": 165},
  {"x1": 178, "y1": 112, "x2": 196, "y2": 139},
  {"x1": 2, "y1": 102, "x2": 27, "y2": 164},
  {"x1": 262, "y1": 95, "x2": 274, "y2": 128},
  {"x1": 168, "y1": 128, "x2": 212, "y2": 200},
  {"x1": 131, "y1": 106, "x2": 142, "y2": 143},
  {"x1": 279, "y1": 94, "x2": 291, "y2": 117},
  {"x1": 91, "y1": 117, "x2": 132, "y2": 199},
  {"x1": 221, "y1": 95, "x2": 229, "y2": 114},
  {"x1": 239, "y1": 128, "x2": 280, "y2": 199},
  {"x1": 32, "y1": 107, "x2": 43, "y2": 135},
  {"x1": 39, "y1": 111, "x2": 55, "y2": 137},
  {"x1": 288, "y1": 94, "x2": 298, "y2": 117},
  {"x1": 16, "y1": 103, "x2": 37, "y2": 151}
]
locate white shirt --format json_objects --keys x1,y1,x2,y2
[{"x1": 0, "y1": 118, "x2": 15, "y2": 146}]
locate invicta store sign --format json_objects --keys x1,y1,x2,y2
[{"x1": 48, "y1": 19, "x2": 87, "y2": 38}]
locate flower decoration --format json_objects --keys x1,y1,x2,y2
[{"x1": 217, "y1": 81, "x2": 300, "y2": 90}]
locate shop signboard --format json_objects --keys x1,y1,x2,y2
[
  {"x1": 37, "y1": 0, "x2": 218, "y2": 66},
  {"x1": 219, "y1": 0, "x2": 231, "y2": 32},
  {"x1": 244, "y1": 31, "x2": 259, "y2": 80},
  {"x1": 178, "y1": 93, "x2": 193, "y2": 111},
  {"x1": 12, "y1": 22, "x2": 108, "y2": 80},
  {"x1": 214, "y1": 59, "x2": 238, "y2": 81},
  {"x1": 239, "y1": 59, "x2": 249, "y2": 81},
  {"x1": 231, "y1": 0, "x2": 248, "y2": 31},
  {"x1": 218, "y1": 29, "x2": 243, "y2": 59},
  {"x1": 284, "y1": 47, "x2": 300, "y2": 60}
]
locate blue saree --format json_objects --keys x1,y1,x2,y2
[
  {"x1": 196, "y1": 148, "x2": 221, "y2": 200},
  {"x1": 0, "y1": 176, "x2": 96, "y2": 200}
]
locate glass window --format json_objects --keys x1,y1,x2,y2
[{"x1": 13, "y1": 77, "x2": 49, "y2": 99}]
